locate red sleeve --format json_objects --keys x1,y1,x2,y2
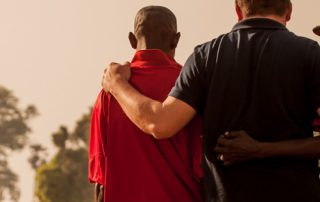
[{"x1": 88, "y1": 90, "x2": 109, "y2": 185}]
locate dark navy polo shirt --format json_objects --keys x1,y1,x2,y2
[{"x1": 170, "y1": 18, "x2": 320, "y2": 202}]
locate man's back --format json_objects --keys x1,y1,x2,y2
[
  {"x1": 201, "y1": 18, "x2": 317, "y2": 141},
  {"x1": 91, "y1": 50, "x2": 202, "y2": 202},
  {"x1": 171, "y1": 18, "x2": 320, "y2": 202}
]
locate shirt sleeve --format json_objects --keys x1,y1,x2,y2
[
  {"x1": 189, "y1": 116, "x2": 203, "y2": 180},
  {"x1": 88, "y1": 90, "x2": 109, "y2": 186},
  {"x1": 169, "y1": 46, "x2": 207, "y2": 113},
  {"x1": 307, "y1": 42, "x2": 320, "y2": 114}
]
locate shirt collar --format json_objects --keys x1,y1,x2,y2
[
  {"x1": 232, "y1": 18, "x2": 288, "y2": 32},
  {"x1": 131, "y1": 49, "x2": 180, "y2": 69}
]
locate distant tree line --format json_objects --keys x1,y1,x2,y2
[
  {"x1": 33, "y1": 109, "x2": 94, "y2": 202},
  {"x1": 0, "y1": 85, "x2": 94, "y2": 202},
  {"x1": 0, "y1": 85, "x2": 37, "y2": 202}
]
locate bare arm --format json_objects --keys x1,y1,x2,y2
[
  {"x1": 103, "y1": 62, "x2": 196, "y2": 139},
  {"x1": 215, "y1": 130, "x2": 320, "y2": 166}
]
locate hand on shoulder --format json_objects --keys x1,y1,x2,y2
[{"x1": 102, "y1": 62, "x2": 131, "y2": 94}]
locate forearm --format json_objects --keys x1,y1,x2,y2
[
  {"x1": 257, "y1": 136, "x2": 320, "y2": 159},
  {"x1": 109, "y1": 80, "x2": 166, "y2": 137},
  {"x1": 108, "y1": 79, "x2": 195, "y2": 139}
]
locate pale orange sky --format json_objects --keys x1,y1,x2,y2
[{"x1": 0, "y1": 1, "x2": 319, "y2": 202}]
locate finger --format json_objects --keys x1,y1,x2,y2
[
  {"x1": 222, "y1": 155, "x2": 238, "y2": 166},
  {"x1": 217, "y1": 154, "x2": 224, "y2": 161},
  {"x1": 224, "y1": 131, "x2": 239, "y2": 138},
  {"x1": 223, "y1": 131, "x2": 230, "y2": 137},
  {"x1": 108, "y1": 62, "x2": 122, "y2": 70},
  {"x1": 109, "y1": 62, "x2": 120, "y2": 66},
  {"x1": 214, "y1": 145, "x2": 226, "y2": 153},
  {"x1": 224, "y1": 130, "x2": 245, "y2": 138},
  {"x1": 217, "y1": 136, "x2": 230, "y2": 146},
  {"x1": 223, "y1": 160, "x2": 235, "y2": 166}
]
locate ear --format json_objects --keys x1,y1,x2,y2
[
  {"x1": 285, "y1": 2, "x2": 292, "y2": 22},
  {"x1": 171, "y1": 32, "x2": 181, "y2": 50},
  {"x1": 128, "y1": 32, "x2": 137, "y2": 49},
  {"x1": 236, "y1": 4, "x2": 244, "y2": 21}
]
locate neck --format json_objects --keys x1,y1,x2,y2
[
  {"x1": 243, "y1": 14, "x2": 287, "y2": 26},
  {"x1": 136, "y1": 41, "x2": 173, "y2": 58}
]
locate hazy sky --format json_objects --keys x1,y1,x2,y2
[{"x1": 1, "y1": 1, "x2": 319, "y2": 201}]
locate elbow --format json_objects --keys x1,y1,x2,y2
[{"x1": 147, "y1": 123, "x2": 175, "y2": 140}]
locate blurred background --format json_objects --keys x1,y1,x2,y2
[{"x1": 0, "y1": 1, "x2": 319, "y2": 202}]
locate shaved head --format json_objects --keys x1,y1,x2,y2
[
  {"x1": 134, "y1": 6, "x2": 177, "y2": 37},
  {"x1": 130, "y1": 6, "x2": 179, "y2": 54}
]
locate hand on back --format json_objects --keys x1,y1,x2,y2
[{"x1": 215, "y1": 130, "x2": 262, "y2": 166}]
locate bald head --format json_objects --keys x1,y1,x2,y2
[{"x1": 129, "y1": 6, "x2": 180, "y2": 56}]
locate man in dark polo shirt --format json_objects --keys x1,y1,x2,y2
[{"x1": 102, "y1": 0, "x2": 320, "y2": 202}]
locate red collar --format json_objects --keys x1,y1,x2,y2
[{"x1": 131, "y1": 49, "x2": 181, "y2": 69}]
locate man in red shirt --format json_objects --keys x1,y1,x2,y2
[{"x1": 88, "y1": 6, "x2": 202, "y2": 202}]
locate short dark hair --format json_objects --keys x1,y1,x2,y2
[
  {"x1": 134, "y1": 6, "x2": 177, "y2": 37},
  {"x1": 133, "y1": 6, "x2": 177, "y2": 51},
  {"x1": 236, "y1": 0, "x2": 291, "y2": 17}
]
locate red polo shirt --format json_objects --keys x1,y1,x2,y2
[{"x1": 89, "y1": 50, "x2": 203, "y2": 202}]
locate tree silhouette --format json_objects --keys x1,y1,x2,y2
[
  {"x1": 34, "y1": 109, "x2": 94, "y2": 202},
  {"x1": 0, "y1": 85, "x2": 37, "y2": 202},
  {"x1": 28, "y1": 144, "x2": 47, "y2": 170}
]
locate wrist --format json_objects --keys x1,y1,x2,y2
[{"x1": 254, "y1": 141, "x2": 271, "y2": 159}]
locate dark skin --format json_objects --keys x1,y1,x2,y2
[
  {"x1": 313, "y1": 26, "x2": 320, "y2": 36},
  {"x1": 96, "y1": 6, "x2": 180, "y2": 202},
  {"x1": 215, "y1": 130, "x2": 320, "y2": 166},
  {"x1": 94, "y1": 183, "x2": 104, "y2": 202}
]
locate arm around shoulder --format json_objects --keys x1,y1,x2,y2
[
  {"x1": 145, "y1": 96, "x2": 197, "y2": 139},
  {"x1": 103, "y1": 63, "x2": 197, "y2": 139},
  {"x1": 110, "y1": 80, "x2": 196, "y2": 139}
]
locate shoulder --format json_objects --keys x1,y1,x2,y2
[
  {"x1": 278, "y1": 30, "x2": 319, "y2": 48},
  {"x1": 188, "y1": 34, "x2": 229, "y2": 69},
  {"x1": 287, "y1": 32, "x2": 320, "y2": 62},
  {"x1": 194, "y1": 36, "x2": 222, "y2": 53},
  {"x1": 193, "y1": 33, "x2": 232, "y2": 58}
]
